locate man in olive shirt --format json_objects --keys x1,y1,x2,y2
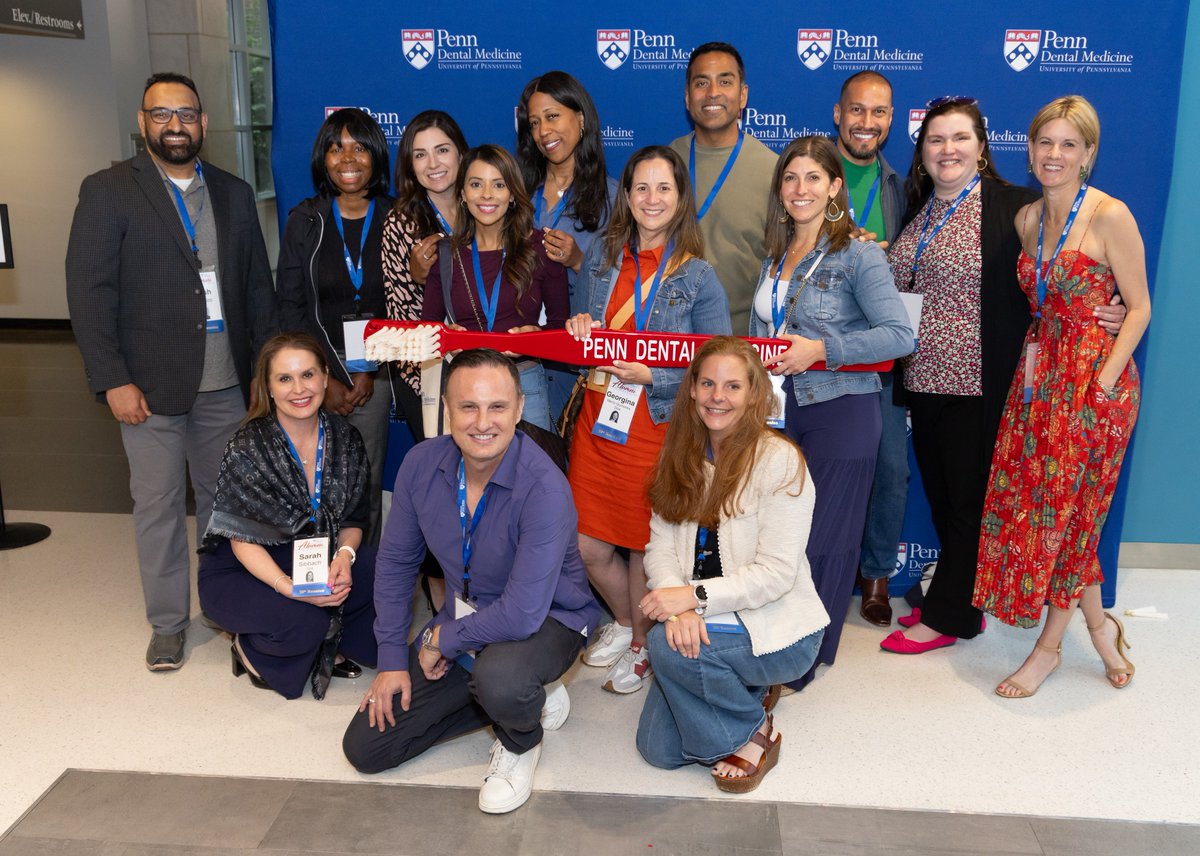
[{"x1": 670, "y1": 42, "x2": 776, "y2": 335}]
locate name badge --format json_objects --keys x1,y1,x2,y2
[
  {"x1": 452, "y1": 594, "x2": 478, "y2": 672},
  {"x1": 1022, "y1": 341, "x2": 1039, "y2": 404},
  {"x1": 591, "y1": 378, "x2": 643, "y2": 445},
  {"x1": 767, "y1": 374, "x2": 787, "y2": 429},
  {"x1": 201, "y1": 269, "x2": 224, "y2": 333},
  {"x1": 899, "y1": 292, "x2": 924, "y2": 350},
  {"x1": 342, "y1": 314, "x2": 377, "y2": 373},
  {"x1": 291, "y1": 535, "x2": 331, "y2": 596}
]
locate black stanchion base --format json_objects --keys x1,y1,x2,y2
[{"x1": 0, "y1": 522, "x2": 52, "y2": 550}]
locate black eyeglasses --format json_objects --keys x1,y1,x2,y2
[
  {"x1": 142, "y1": 107, "x2": 202, "y2": 124},
  {"x1": 925, "y1": 95, "x2": 978, "y2": 110}
]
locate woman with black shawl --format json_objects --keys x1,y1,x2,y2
[{"x1": 199, "y1": 332, "x2": 378, "y2": 699}]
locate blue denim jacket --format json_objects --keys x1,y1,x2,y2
[
  {"x1": 573, "y1": 239, "x2": 732, "y2": 423},
  {"x1": 749, "y1": 235, "x2": 913, "y2": 406}
]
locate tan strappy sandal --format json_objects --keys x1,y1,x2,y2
[
  {"x1": 995, "y1": 640, "x2": 1062, "y2": 699},
  {"x1": 713, "y1": 715, "x2": 782, "y2": 794},
  {"x1": 1088, "y1": 611, "x2": 1135, "y2": 688}
]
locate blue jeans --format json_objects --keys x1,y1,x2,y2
[
  {"x1": 518, "y1": 362, "x2": 554, "y2": 432},
  {"x1": 860, "y1": 372, "x2": 910, "y2": 580},
  {"x1": 636, "y1": 623, "x2": 824, "y2": 768}
]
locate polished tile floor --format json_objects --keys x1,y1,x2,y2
[{"x1": 1, "y1": 330, "x2": 1198, "y2": 854}]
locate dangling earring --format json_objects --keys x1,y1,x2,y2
[
  {"x1": 825, "y1": 200, "x2": 844, "y2": 222},
  {"x1": 977, "y1": 156, "x2": 988, "y2": 172},
  {"x1": 1027, "y1": 160, "x2": 1033, "y2": 174},
  {"x1": 916, "y1": 163, "x2": 928, "y2": 177},
  {"x1": 778, "y1": 205, "x2": 790, "y2": 223},
  {"x1": 1079, "y1": 165, "x2": 1089, "y2": 180}
]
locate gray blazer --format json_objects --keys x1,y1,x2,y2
[{"x1": 66, "y1": 151, "x2": 278, "y2": 415}]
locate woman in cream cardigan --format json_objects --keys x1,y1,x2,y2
[{"x1": 635, "y1": 336, "x2": 829, "y2": 793}]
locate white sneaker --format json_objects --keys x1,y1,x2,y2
[
  {"x1": 582, "y1": 622, "x2": 633, "y2": 667},
  {"x1": 602, "y1": 644, "x2": 652, "y2": 694},
  {"x1": 478, "y1": 739, "x2": 541, "y2": 814},
  {"x1": 540, "y1": 680, "x2": 570, "y2": 732}
]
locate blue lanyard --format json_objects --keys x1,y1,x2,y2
[
  {"x1": 332, "y1": 198, "x2": 375, "y2": 302},
  {"x1": 689, "y1": 129, "x2": 745, "y2": 221},
  {"x1": 166, "y1": 161, "x2": 204, "y2": 258},
  {"x1": 768, "y1": 250, "x2": 826, "y2": 337},
  {"x1": 1035, "y1": 183, "x2": 1089, "y2": 319},
  {"x1": 632, "y1": 239, "x2": 674, "y2": 332},
  {"x1": 695, "y1": 526, "x2": 711, "y2": 575},
  {"x1": 535, "y1": 186, "x2": 571, "y2": 229},
  {"x1": 469, "y1": 240, "x2": 506, "y2": 331},
  {"x1": 457, "y1": 458, "x2": 489, "y2": 603},
  {"x1": 911, "y1": 174, "x2": 980, "y2": 280},
  {"x1": 428, "y1": 198, "x2": 453, "y2": 235},
  {"x1": 280, "y1": 417, "x2": 325, "y2": 523},
  {"x1": 848, "y1": 163, "x2": 882, "y2": 225}
]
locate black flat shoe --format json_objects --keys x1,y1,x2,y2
[
  {"x1": 332, "y1": 658, "x2": 362, "y2": 679},
  {"x1": 231, "y1": 643, "x2": 270, "y2": 690}
]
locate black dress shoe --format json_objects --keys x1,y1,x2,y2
[
  {"x1": 332, "y1": 658, "x2": 363, "y2": 679},
  {"x1": 857, "y1": 572, "x2": 893, "y2": 626},
  {"x1": 231, "y1": 643, "x2": 270, "y2": 690}
]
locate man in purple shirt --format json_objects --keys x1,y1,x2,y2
[{"x1": 343, "y1": 349, "x2": 599, "y2": 814}]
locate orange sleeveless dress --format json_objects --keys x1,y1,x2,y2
[
  {"x1": 973, "y1": 210, "x2": 1140, "y2": 628},
  {"x1": 568, "y1": 247, "x2": 670, "y2": 551}
]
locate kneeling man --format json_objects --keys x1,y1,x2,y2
[{"x1": 343, "y1": 349, "x2": 599, "y2": 813}]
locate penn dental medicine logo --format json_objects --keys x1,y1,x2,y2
[
  {"x1": 401, "y1": 26, "x2": 522, "y2": 71},
  {"x1": 597, "y1": 26, "x2": 689, "y2": 70},
  {"x1": 895, "y1": 542, "x2": 907, "y2": 575},
  {"x1": 908, "y1": 108, "x2": 927, "y2": 143},
  {"x1": 798, "y1": 27, "x2": 923, "y2": 72},
  {"x1": 597, "y1": 29, "x2": 630, "y2": 70},
  {"x1": 1003, "y1": 28, "x2": 1133, "y2": 73},
  {"x1": 601, "y1": 124, "x2": 635, "y2": 148},
  {"x1": 743, "y1": 105, "x2": 829, "y2": 152},
  {"x1": 325, "y1": 106, "x2": 405, "y2": 144}
]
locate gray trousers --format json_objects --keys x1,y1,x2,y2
[
  {"x1": 119, "y1": 385, "x2": 245, "y2": 634},
  {"x1": 344, "y1": 371, "x2": 391, "y2": 546}
]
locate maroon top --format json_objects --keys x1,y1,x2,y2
[{"x1": 422, "y1": 236, "x2": 569, "y2": 331}]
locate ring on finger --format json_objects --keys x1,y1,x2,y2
[{"x1": 367, "y1": 697, "x2": 376, "y2": 704}]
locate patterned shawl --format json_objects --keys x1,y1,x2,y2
[{"x1": 201, "y1": 412, "x2": 369, "y2": 551}]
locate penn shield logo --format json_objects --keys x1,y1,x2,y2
[
  {"x1": 895, "y1": 542, "x2": 908, "y2": 575},
  {"x1": 1003, "y1": 29, "x2": 1041, "y2": 72},
  {"x1": 797, "y1": 29, "x2": 833, "y2": 70},
  {"x1": 908, "y1": 108, "x2": 927, "y2": 143},
  {"x1": 597, "y1": 29, "x2": 631, "y2": 70},
  {"x1": 402, "y1": 28, "x2": 435, "y2": 70}
]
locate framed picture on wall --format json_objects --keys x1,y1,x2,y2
[{"x1": 0, "y1": 204, "x2": 13, "y2": 269}]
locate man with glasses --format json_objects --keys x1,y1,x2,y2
[{"x1": 66, "y1": 72, "x2": 277, "y2": 671}]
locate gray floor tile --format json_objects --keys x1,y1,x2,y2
[
  {"x1": 0, "y1": 839, "x2": 129, "y2": 855},
  {"x1": 7, "y1": 770, "x2": 295, "y2": 850},
  {"x1": 1032, "y1": 817, "x2": 1200, "y2": 855},
  {"x1": 778, "y1": 804, "x2": 1043, "y2": 856},
  {"x1": 262, "y1": 781, "x2": 523, "y2": 855}
]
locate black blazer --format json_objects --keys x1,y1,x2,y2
[{"x1": 66, "y1": 151, "x2": 278, "y2": 415}]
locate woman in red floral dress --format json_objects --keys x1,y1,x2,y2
[{"x1": 973, "y1": 96, "x2": 1151, "y2": 697}]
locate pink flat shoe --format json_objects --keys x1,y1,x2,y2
[
  {"x1": 880, "y1": 630, "x2": 957, "y2": 654},
  {"x1": 897, "y1": 607, "x2": 922, "y2": 628}
]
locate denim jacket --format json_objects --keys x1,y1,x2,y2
[
  {"x1": 573, "y1": 238, "x2": 732, "y2": 423},
  {"x1": 749, "y1": 235, "x2": 913, "y2": 406}
]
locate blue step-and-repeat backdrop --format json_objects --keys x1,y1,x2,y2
[{"x1": 270, "y1": 1, "x2": 1188, "y2": 598}]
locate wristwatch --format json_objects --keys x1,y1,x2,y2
[
  {"x1": 694, "y1": 585, "x2": 709, "y2": 617},
  {"x1": 420, "y1": 627, "x2": 439, "y2": 653}
]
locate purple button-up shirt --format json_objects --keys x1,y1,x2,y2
[{"x1": 374, "y1": 432, "x2": 600, "y2": 671}]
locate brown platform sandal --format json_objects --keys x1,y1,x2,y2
[
  {"x1": 713, "y1": 715, "x2": 782, "y2": 794},
  {"x1": 762, "y1": 684, "x2": 782, "y2": 713},
  {"x1": 995, "y1": 641, "x2": 1061, "y2": 699},
  {"x1": 1088, "y1": 612, "x2": 1135, "y2": 688}
]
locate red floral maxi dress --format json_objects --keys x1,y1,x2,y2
[{"x1": 973, "y1": 245, "x2": 1140, "y2": 628}]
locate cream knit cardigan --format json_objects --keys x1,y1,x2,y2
[{"x1": 643, "y1": 433, "x2": 830, "y2": 656}]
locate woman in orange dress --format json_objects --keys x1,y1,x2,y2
[
  {"x1": 973, "y1": 96, "x2": 1151, "y2": 697},
  {"x1": 566, "y1": 146, "x2": 731, "y2": 694}
]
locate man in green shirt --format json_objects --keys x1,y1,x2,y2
[
  {"x1": 833, "y1": 71, "x2": 908, "y2": 628},
  {"x1": 670, "y1": 42, "x2": 776, "y2": 335}
]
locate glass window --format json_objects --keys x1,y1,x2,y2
[{"x1": 228, "y1": 0, "x2": 274, "y2": 198}]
